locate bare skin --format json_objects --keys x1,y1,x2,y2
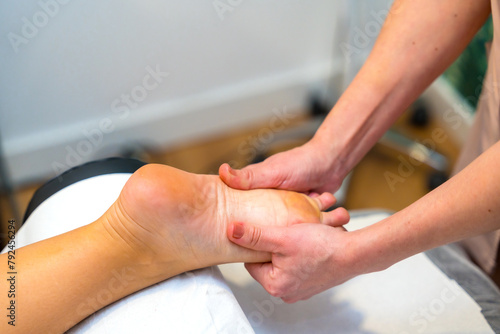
[
  {"x1": 220, "y1": 0, "x2": 494, "y2": 303},
  {"x1": 1, "y1": 164, "x2": 348, "y2": 333},
  {"x1": 113, "y1": 164, "x2": 349, "y2": 269},
  {"x1": 228, "y1": 140, "x2": 500, "y2": 302},
  {"x1": 220, "y1": 0, "x2": 491, "y2": 194}
]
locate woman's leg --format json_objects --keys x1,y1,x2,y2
[{"x1": 1, "y1": 164, "x2": 348, "y2": 333}]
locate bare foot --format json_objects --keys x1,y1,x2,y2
[{"x1": 103, "y1": 164, "x2": 349, "y2": 278}]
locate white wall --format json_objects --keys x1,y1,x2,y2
[{"x1": 1, "y1": 0, "x2": 349, "y2": 185}]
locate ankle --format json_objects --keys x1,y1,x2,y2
[{"x1": 98, "y1": 200, "x2": 190, "y2": 282}]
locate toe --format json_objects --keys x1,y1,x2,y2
[
  {"x1": 321, "y1": 207, "x2": 350, "y2": 227},
  {"x1": 311, "y1": 192, "x2": 336, "y2": 210}
]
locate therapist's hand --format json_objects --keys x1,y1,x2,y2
[
  {"x1": 219, "y1": 139, "x2": 343, "y2": 194},
  {"x1": 227, "y1": 221, "x2": 363, "y2": 303}
]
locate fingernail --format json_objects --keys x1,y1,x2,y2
[
  {"x1": 228, "y1": 166, "x2": 237, "y2": 176},
  {"x1": 232, "y1": 223, "x2": 245, "y2": 239}
]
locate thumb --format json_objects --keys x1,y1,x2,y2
[
  {"x1": 227, "y1": 222, "x2": 284, "y2": 253},
  {"x1": 219, "y1": 163, "x2": 281, "y2": 190}
]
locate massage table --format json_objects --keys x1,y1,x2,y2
[{"x1": 4, "y1": 158, "x2": 499, "y2": 333}]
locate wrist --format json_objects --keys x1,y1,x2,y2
[
  {"x1": 347, "y1": 212, "x2": 424, "y2": 276},
  {"x1": 347, "y1": 222, "x2": 398, "y2": 276},
  {"x1": 309, "y1": 118, "x2": 350, "y2": 183}
]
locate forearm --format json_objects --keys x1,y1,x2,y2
[
  {"x1": 0, "y1": 205, "x2": 184, "y2": 334},
  {"x1": 314, "y1": 0, "x2": 490, "y2": 179},
  {"x1": 354, "y1": 140, "x2": 500, "y2": 274}
]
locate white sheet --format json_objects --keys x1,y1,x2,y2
[
  {"x1": 8, "y1": 173, "x2": 253, "y2": 333},
  {"x1": 219, "y1": 211, "x2": 493, "y2": 333},
  {"x1": 7, "y1": 174, "x2": 494, "y2": 333},
  {"x1": 69, "y1": 266, "x2": 253, "y2": 334}
]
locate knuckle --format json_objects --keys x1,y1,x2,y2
[
  {"x1": 241, "y1": 168, "x2": 253, "y2": 189},
  {"x1": 266, "y1": 278, "x2": 294, "y2": 298},
  {"x1": 265, "y1": 277, "x2": 286, "y2": 298},
  {"x1": 245, "y1": 168, "x2": 253, "y2": 181},
  {"x1": 282, "y1": 297, "x2": 296, "y2": 304},
  {"x1": 267, "y1": 285, "x2": 284, "y2": 298},
  {"x1": 249, "y1": 226, "x2": 263, "y2": 248}
]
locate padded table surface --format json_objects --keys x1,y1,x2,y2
[
  {"x1": 220, "y1": 210, "x2": 500, "y2": 333},
  {"x1": 6, "y1": 162, "x2": 499, "y2": 333}
]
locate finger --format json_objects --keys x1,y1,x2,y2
[
  {"x1": 280, "y1": 282, "x2": 323, "y2": 304},
  {"x1": 218, "y1": 163, "x2": 258, "y2": 190},
  {"x1": 219, "y1": 162, "x2": 290, "y2": 191},
  {"x1": 245, "y1": 262, "x2": 289, "y2": 298},
  {"x1": 310, "y1": 192, "x2": 336, "y2": 211},
  {"x1": 244, "y1": 262, "x2": 274, "y2": 286},
  {"x1": 320, "y1": 207, "x2": 350, "y2": 227},
  {"x1": 281, "y1": 295, "x2": 301, "y2": 304},
  {"x1": 227, "y1": 222, "x2": 285, "y2": 253},
  {"x1": 281, "y1": 291, "x2": 314, "y2": 304}
]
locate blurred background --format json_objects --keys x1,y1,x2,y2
[{"x1": 0, "y1": 0, "x2": 492, "y2": 247}]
